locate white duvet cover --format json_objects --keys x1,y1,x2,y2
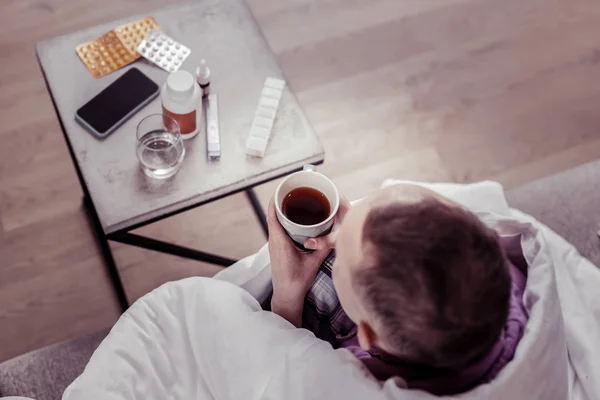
[{"x1": 63, "y1": 181, "x2": 600, "y2": 400}]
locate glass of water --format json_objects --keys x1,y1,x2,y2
[{"x1": 136, "y1": 114, "x2": 185, "y2": 179}]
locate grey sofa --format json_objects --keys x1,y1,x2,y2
[
  {"x1": 506, "y1": 160, "x2": 600, "y2": 267},
  {"x1": 0, "y1": 330, "x2": 109, "y2": 399},
  {"x1": 1, "y1": 160, "x2": 598, "y2": 400}
]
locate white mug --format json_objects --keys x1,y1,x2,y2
[{"x1": 275, "y1": 165, "x2": 340, "y2": 246}]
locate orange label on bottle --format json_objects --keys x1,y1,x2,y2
[{"x1": 162, "y1": 106, "x2": 197, "y2": 135}]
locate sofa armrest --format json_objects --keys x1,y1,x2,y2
[
  {"x1": 506, "y1": 160, "x2": 600, "y2": 267},
  {"x1": 0, "y1": 330, "x2": 108, "y2": 400}
]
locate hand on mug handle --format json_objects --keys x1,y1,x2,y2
[{"x1": 303, "y1": 195, "x2": 351, "y2": 250}]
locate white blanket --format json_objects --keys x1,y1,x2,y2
[{"x1": 63, "y1": 181, "x2": 600, "y2": 400}]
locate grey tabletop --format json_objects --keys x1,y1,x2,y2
[{"x1": 36, "y1": 0, "x2": 324, "y2": 235}]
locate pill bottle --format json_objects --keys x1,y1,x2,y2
[{"x1": 161, "y1": 70, "x2": 201, "y2": 139}]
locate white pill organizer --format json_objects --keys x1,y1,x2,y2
[{"x1": 245, "y1": 77, "x2": 286, "y2": 157}]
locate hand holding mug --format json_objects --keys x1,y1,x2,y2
[
  {"x1": 267, "y1": 200, "x2": 331, "y2": 307},
  {"x1": 268, "y1": 165, "x2": 349, "y2": 326}
]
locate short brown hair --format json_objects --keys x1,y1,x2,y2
[{"x1": 356, "y1": 198, "x2": 510, "y2": 369}]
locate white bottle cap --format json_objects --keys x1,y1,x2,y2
[{"x1": 166, "y1": 70, "x2": 195, "y2": 100}]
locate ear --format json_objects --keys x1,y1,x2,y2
[{"x1": 357, "y1": 321, "x2": 378, "y2": 351}]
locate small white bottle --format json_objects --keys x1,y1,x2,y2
[
  {"x1": 195, "y1": 59, "x2": 211, "y2": 96},
  {"x1": 161, "y1": 70, "x2": 201, "y2": 140}
]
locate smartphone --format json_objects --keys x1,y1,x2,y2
[{"x1": 75, "y1": 68, "x2": 160, "y2": 139}]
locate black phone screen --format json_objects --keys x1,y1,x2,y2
[{"x1": 76, "y1": 68, "x2": 159, "y2": 136}]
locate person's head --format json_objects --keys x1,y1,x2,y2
[{"x1": 332, "y1": 184, "x2": 511, "y2": 369}]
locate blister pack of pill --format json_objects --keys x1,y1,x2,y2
[
  {"x1": 114, "y1": 17, "x2": 160, "y2": 56},
  {"x1": 136, "y1": 30, "x2": 191, "y2": 72},
  {"x1": 245, "y1": 77, "x2": 286, "y2": 157},
  {"x1": 75, "y1": 16, "x2": 160, "y2": 78}
]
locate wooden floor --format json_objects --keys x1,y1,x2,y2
[{"x1": 1, "y1": 0, "x2": 600, "y2": 362}]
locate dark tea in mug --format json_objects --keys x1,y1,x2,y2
[{"x1": 282, "y1": 187, "x2": 331, "y2": 225}]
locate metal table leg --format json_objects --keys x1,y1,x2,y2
[
  {"x1": 82, "y1": 196, "x2": 129, "y2": 311},
  {"x1": 109, "y1": 232, "x2": 237, "y2": 266},
  {"x1": 83, "y1": 188, "x2": 269, "y2": 311},
  {"x1": 246, "y1": 188, "x2": 269, "y2": 237}
]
